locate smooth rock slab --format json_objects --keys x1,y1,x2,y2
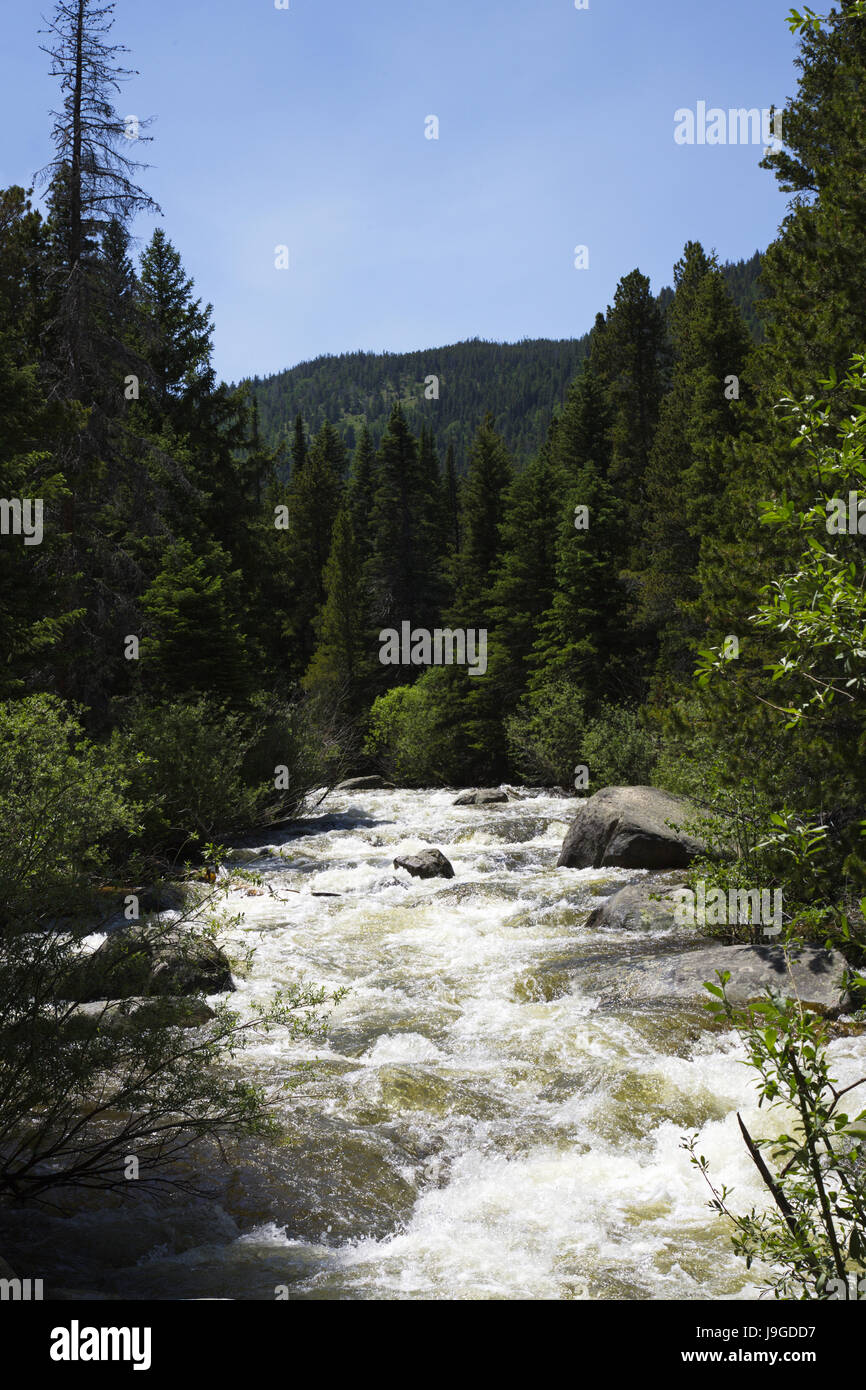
[
  {"x1": 599, "y1": 944, "x2": 852, "y2": 1016},
  {"x1": 585, "y1": 879, "x2": 692, "y2": 933},
  {"x1": 453, "y1": 789, "x2": 509, "y2": 806},
  {"x1": 394, "y1": 849, "x2": 455, "y2": 879},
  {"x1": 558, "y1": 786, "x2": 711, "y2": 870}
]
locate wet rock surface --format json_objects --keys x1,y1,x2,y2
[
  {"x1": 558, "y1": 786, "x2": 714, "y2": 870},
  {"x1": 393, "y1": 848, "x2": 455, "y2": 879},
  {"x1": 591, "y1": 942, "x2": 852, "y2": 1016}
]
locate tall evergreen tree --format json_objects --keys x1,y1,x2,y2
[
  {"x1": 346, "y1": 424, "x2": 377, "y2": 561},
  {"x1": 637, "y1": 241, "x2": 752, "y2": 687},
  {"x1": 291, "y1": 413, "x2": 307, "y2": 476},
  {"x1": 366, "y1": 404, "x2": 440, "y2": 637},
  {"x1": 482, "y1": 426, "x2": 564, "y2": 712},
  {"x1": 443, "y1": 441, "x2": 460, "y2": 554},
  {"x1": 596, "y1": 270, "x2": 667, "y2": 547},
  {"x1": 281, "y1": 421, "x2": 345, "y2": 674},
  {"x1": 453, "y1": 413, "x2": 513, "y2": 624},
  {"x1": 39, "y1": 0, "x2": 158, "y2": 400},
  {"x1": 529, "y1": 463, "x2": 635, "y2": 707},
  {"x1": 304, "y1": 508, "x2": 372, "y2": 713}
]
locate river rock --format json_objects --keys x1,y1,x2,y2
[
  {"x1": 599, "y1": 944, "x2": 852, "y2": 1015},
  {"x1": 453, "y1": 789, "x2": 509, "y2": 806},
  {"x1": 59, "y1": 924, "x2": 234, "y2": 1001},
  {"x1": 394, "y1": 849, "x2": 455, "y2": 880},
  {"x1": 63, "y1": 996, "x2": 216, "y2": 1037},
  {"x1": 585, "y1": 878, "x2": 693, "y2": 933},
  {"x1": 336, "y1": 776, "x2": 395, "y2": 791},
  {"x1": 558, "y1": 786, "x2": 711, "y2": 870}
]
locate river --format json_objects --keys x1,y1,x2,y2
[{"x1": 9, "y1": 786, "x2": 866, "y2": 1300}]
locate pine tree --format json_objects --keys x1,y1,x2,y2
[
  {"x1": 281, "y1": 421, "x2": 345, "y2": 674},
  {"x1": 553, "y1": 317, "x2": 613, "y2": 479},
  {"x1": 453, "y1": 413, "x2": 513, "y2": 624},
  {"x1": 0, "y1": 187, "x2": 78, "y2": 695},
  {"x1": 346, "y1": 424, "x2": 377, "y2": 561},
  {"x1": 139, "y1": 538, "x2": 252, "y2": 703},
  {"x1": 366, "y1": 403, "x2": 439, "y2": 634},
  {"x1": 39, "y1": 0, "x2": 159, "y2": 400},
  {"x1": 529, "y1": 462, "x2": 635, "y2": 708},
  {"x1": 304, "y1": 508, "x2": 372, "y2": 712},
  {"x1": 291, "y1": 413, "x2": 308, "y2": 476},
  {"x1": 597, "y1": 270, "x2": 667, "y2": 547},
  {"x1": 759, "y1": 3, "x2": 866, "y2": 404},
  {"x1": 637, "y1": 242, "x2": 752, "y2": 687},
  {"x1": 135, "y1": 229, "x2": 216, "y2": 430},
  {"x1": 443, "y1": 441, "x2": 460, "y2": 554},
  {"x1": 482, "y1": 427, "x2": 564, "y2": 712},
  {"x1": 694, "y1": 4, "x2": 866, "y2": 787}
]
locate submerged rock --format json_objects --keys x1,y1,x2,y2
[
  {"x1": 453, "y1": 788, "x2": 509, "y2": 806},
  {"x1": 558, "y1": 786, "x2": 713, "y2": 870},
  {"x1": 598, "y1": 943, "x2": 852, "y2": 1016},
  {"x1": 59, "y1": 924, "x2": 234, "y2": 1001},
  {"x1": 393, "y1": 849, "x2": 455, "y2": 880},
  {"x1": 336, "y1": 776, "x2": 395, "y2": 791}
]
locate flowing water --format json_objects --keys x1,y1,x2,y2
[{"x1": 8, "y1": 787, "x2": 866, "y2": 1300}]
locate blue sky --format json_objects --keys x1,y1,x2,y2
[{"x1": 2, "y1": 0, "x2": 800, "y2": 383}]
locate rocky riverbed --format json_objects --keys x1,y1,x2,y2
[{"x1": 4, "y1": 786, "x2": 865, "y2": 1300}]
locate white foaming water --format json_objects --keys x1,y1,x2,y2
[{"x1": 13, "y1": 787, "x2": 866, "y2": 1300}]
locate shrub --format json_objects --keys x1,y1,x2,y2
[
  {"x1": 581, "y1": 703, "x2": 658, "y2": 789},
  {"x1": 111, "y1": 694, "x2": 330, "y2": 858},
  {"x1": 504, "y1": 681, "x2": 586, "y2": 787},
  {"x1": 0, "y1": 889, "x2": 344, "y2": 1200},
  {"x1": 0, "y1": 694, "x2": 136, "y2": 931},
  {"x1": 684, "y1": 963, "x2": 866, "y2": 1299},
  {"x1": 364, "y1": 670, "x2": 465, "y2": 785}
]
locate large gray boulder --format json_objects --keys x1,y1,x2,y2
[
  {"x1": 585, "y1": 878, "x2": 695, "y2": 933},
  {"x1": 453, "y1": 789, "x2": 509, "y2": 806},
  {"x1": 394, "y1": 849, "x2": 455, "y2": 880},
  {"x1": 59, "y1": 925, "x2": 234, "y2": 1001},
  {"x1": 600, "y1": 944, "x2": 852, "y2": 1016},
  {"x1": 558, "y1": 786, "x2": 711, "y2": 870}
]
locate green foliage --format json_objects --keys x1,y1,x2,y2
[
  {"x1": 696, "y1": 358, "x2": 866, "y2": 930},
  {"x1": 684, "y1": 966, "x2": 866, "y2": 1299},
  {"x1": 581, "y1": 704, "x2": 658, "y2": 789},
  {"x1": 0, "y1": 889, "x2": 345, "y2": 1199},
  {"x1": 453, "y1": 413, "x2": 513, "y2": 620},
  {"x1": 111, "y1": 695, "x2": 328, "y2": 855},
  {"x1": 365, "y1": 403, "x2": 445, "y2": 641},
  {"x1": 139, "y1": 539, "x2": 252, "y2": 702},
  {"x1": 0, "y1": 695, "x2": 136, "y2": 932},
  {"x1": 364, "y1": 670, "x2": 465, "y2": 786},
  {"x1": 304, "y1": 508, "x2": 372, "y2": 712},
  {"x1": 504, "y1": 681, "x2": 586, "y2": 787},
  {"x1": 638, "y1": 241, "x2": 752, "y2": 687}
]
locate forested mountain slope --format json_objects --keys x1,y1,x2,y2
[{"x1": 246, "y1": 253, "x2": 763, "y2": 471}]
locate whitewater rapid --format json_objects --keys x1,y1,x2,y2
[{"x1": 10, "y1": 787, "x2": 866, "y2": 1300}]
